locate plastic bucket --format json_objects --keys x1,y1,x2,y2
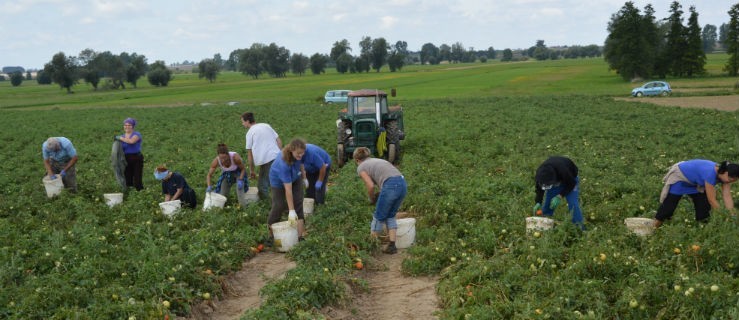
[
  {"x1": 103, "y1": 193, "x2": 123, "y2": 207},
  {"x1": 396, "y1": 218, "x2": 416, "y2": 249},
  {"x1": 203, "y1": 192, "x2": 227, "y2": 211},
  {"x1": 271, "y1": 221, "x2": 299, "y2": 252},
  {"x1": 159, "y1": 200, "x2": 181, "y2": 218},
  {"x1": 42, "y1": 176, "x2": 64, "y2": 198},
  {"x1": 525, "y1": 216, "x2": 554, "y2": 232},
  {"x1": 239, "y1": 187, "x2": 259, "y2": 206},
  {"x1": 624, "y1": 218, "x2": 655, "y2": 236},
  {"x1": 303, "y1": 198, "x2": 315, "y2": 215}
]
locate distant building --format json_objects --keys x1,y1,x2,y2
[{"x1": 2, "y1": 66, "x2": 25, "y2": 74}]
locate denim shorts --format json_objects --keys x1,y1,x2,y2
[{"x1": 371, "y1": 176, "x2": 407, "y2": 232}]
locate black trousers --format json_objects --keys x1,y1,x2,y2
[
  {"x1": 655, "y1": 192, "x2": 711, "y2": 222},
  {"x1": 125, "y1": 153, "x2": 144, "y2": 190}
]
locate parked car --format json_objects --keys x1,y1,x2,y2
[
  {"x1": 631, "y1": 81, "x2": 672, "y2": 97},
  {"x1": 324, "y1": 90, "x2": 351, "y2": 104}
]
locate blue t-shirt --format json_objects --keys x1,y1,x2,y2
[
  {"x1": 302, "y1": 144, "x2": 331, "y2": 174},
  {"x1": 670, "y1": 159, "x2": 718, "y2": 195},
  {"x1": 122, "y1": 131, "x2": 142, "y2": 154},
  {"x1": 269, "y1": 156, "x2": 302, "y2": 188},
  {"x1": 42, "y1": 137, "x2": 77, "y2": 162},
  {"x1": 161, "y1": 172, "x2": 190, "y2": 195}
]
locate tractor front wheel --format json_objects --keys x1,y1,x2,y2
[
  {"x1": 387, "y1": 143, "x2": 398, "y2": 164},
  {"x1": 337, "y1": 144, "x2": 345, "y2": 168}
]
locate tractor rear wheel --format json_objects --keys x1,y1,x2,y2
[
  {"x1": 337, "y1": 144, "x2": 345, "y2": 168},
  {"x1": 387, "y1": 143, "x2": 397, "y2": 164}
]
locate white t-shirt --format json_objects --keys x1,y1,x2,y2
[{"x1": 245, "y1": 123, "x2": 280, "y2": 166}]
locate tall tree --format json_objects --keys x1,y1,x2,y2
[
  {"x1": 126, "y1": 53, "x2": 148, "y2": 88},
  {"x1": 239, "y1": 43, "x2": 266, "y2": 79},
  {"x1": 44, "y1": 52, "x2": 78, "y2": 93},
  {"x1": 36, "y1": 70, "x2": 52, "y2": 84},
  {"x1": 719, "y1": 23, "x2": 729, "y2": 50},
  {"x1": 290, "y1": 53, "x2": 309, "y2": 76},
  {"x1": 420, "y1": 43, "x2": 439, "y2": 65},
  {"x1": 10, "y1": 71, "x2": 23, "y2": 87},
  {"x1": 725, "y1": 3, "x2": 739, "y2": 76},
  {"x1": 330, "y1": 39, "x2": 351, "y2": 61},
  {"x1": 533, "y1": 40, "x2": 549, "y2": 61},
  {"x1": 439, "y1": 44, "x2": 451, "y2": 63},
  {"x1": 370, "y1": 38, "x2": 389, "y2": 72},
  {"x1": 450, "y1": 42, "x2": 466, "y2": 63},
  {"x1": 309, "y1": 53, "x2": 328, "y2": 75},
  {"x1": 358, "y1": 36, "x2": 373, "y2": 73},
  {"x1": 387, "y1": 40, "x2": 407, "y2": 72},
  {"x1": 645, "y1": 4, "x2": 668, "y2": 79},
  {"x1": 604, "y1": 2, "x2": 655, "y2": 80},
  {"x1": 262, "y1": 43, "x2": 290, "y2": 78},
  {"x1": 198, "y1": 58, "x2": 221, "y2": 83},
  {"x1": 226, "y1": 49, "x2": 245, "y2": 71},
  {"x1": 664, "y1": 1, "x2": 687, "y2": 76},
  {"x1": 501, "y1": 48, "x2": 513, "y2": 61},
  {"x1": 78, "y1": 48, "x2": 101, "y2": 89},
  {"x1": 683, "y1": 6, "x2": 706, "y2": 77},
  {"x1": 335, "y1": 52, "x2": 353, "y2": 74},
  {"x1": 701, "y1": 24, "x2": 717, "y2": 53},
  {"x1": 486, "y1": 46, "x2": 497, "y2": 59}
]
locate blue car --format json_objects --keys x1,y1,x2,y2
[
  {"x1": 324, "y1": 90, "x2": 351, "y2": 104},
  {"x1": 631, "y1": 81, "x2": 671, "y2": 97}
]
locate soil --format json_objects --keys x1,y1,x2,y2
[
  {"x1": 615, "y1": 95, "x2": 739, "y2": 112},
  {"x1": 180, "y1": 217, "x2": 440, "y2": 319}
]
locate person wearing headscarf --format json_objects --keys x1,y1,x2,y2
[
  {"x1": 114, "y1": 118, "x2": 144, "y2": 190},
  {"x1": 42, "y1": 137, "x2": 78, "y2": 193}
]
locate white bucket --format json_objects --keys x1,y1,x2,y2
[
  {"x1": 203, "y1": 192, "x2": 227, "y2": 211},
  {"x1": 42, "y1": 176, "x2": 64, "y2": 198},
  {"x1": 103, "y1": 193, "x2": 123, "y2": 207},
  {"x1": 271, "y1": 221, "x2": 299, "y2": 252},
  {"x1": 395, "y1": 218, "x2": 416, "y2": 249},
  {"x1": 239, "y1": 187, "x2": 259, "y2": 206},
  {"x1": 159, "y1": 200, "x2": 181, "y2": 218},
  {"x1": 624, "y1": 218, "x2": 655, "y2": 236},
  {"x1": 525, "y1": 216, "x2": 554, "y2": 232},
  {"x1": 303, "y1": 198, "x2": 315, "y2": 215}
]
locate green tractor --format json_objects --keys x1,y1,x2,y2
[{"x1": 335, "y1": 89, "x2": 405, "y2": 167}]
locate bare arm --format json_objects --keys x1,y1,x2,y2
[
  {"x1": 118, "y1": 134, "x2": 140, "y2": 144},
  {"x1": 247, "y1": 151, "x2": 256, "y2": 179},
  {"x1": 359, "y1": 171, "x2": 376, "y2": 204},
  {"x1": 171, "y1": 187, "x2": 184, "y2": 201},
  {"x1": 43, "y1": 158, "x2": 54, "y2": 176},
  {"x1": 234, "y1": 154, "x2": 247, "y2": 180},
  {"x1": 704, "y1": 182, "x2": 720, "y2": 209},
  {"x1": 721, "y1": 183, "x2": 734, "y2": 211},
  {"x1": 206, "y1": 158, "x2": 218, "y2": 187}
]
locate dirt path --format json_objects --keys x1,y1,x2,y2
[
  {"x1": 180, "y1": 251, "x2": 296, "y2": 320},
  {"x1": 322, "y1": 250, "x2": 441, "y2": 320},
  {"x1": 615, "y1": 95, "x2": 738, "y2": 111}
]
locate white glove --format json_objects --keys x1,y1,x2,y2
[
  {"x1": 303, "y1": 179, "x2": 309, "y2": 188},
  {"x1": 288, "y1": 210, "x2": 298, "y2": 225}
]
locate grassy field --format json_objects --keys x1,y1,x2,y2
[{"x1": 0, "y1": 54, "x2": 738, "y2": 319}]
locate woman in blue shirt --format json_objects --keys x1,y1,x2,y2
[
  {"x1": 115, "y1": 118, "x2": 144, "y2": 191},
  {"x1": 267, "y1": 139, "x2": 307, "y2": 245},
  {"x1": 302, "y1": 143, "x2": 331, "y2": 205},
  {"x1": 655, "y1": 160, "x2": 739, "y2": 227}
]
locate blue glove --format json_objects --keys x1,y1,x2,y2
[
  {"x1": 315, "y1": 180, "x2": 323, "y2": 189},
  {"x1": 549, "y1": 196, "x2": 561, "y2": 210},
  {"x1": 60, "y1": 170, "x2": 66, "y2": 178},
  {"x1": 50, "y1": 174, "x2": 57, "y2": 180},
  {"x1": 237, "y1": 180, "x2": 244, "y2": 190},
  {"x1": 206, "y1": 186, "x2": 213, "y2": 192}
]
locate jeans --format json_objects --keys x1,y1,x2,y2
[
  {"x1": 372, "y1": 176, "x2": 407, "y2": 232},
  {"x1": 258, "y1": 160, "x2": 274, "y2": 200},
  {"x1": 542, "y1": 177, "x2": 583, "y2": 225}
]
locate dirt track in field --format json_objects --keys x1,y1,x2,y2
[{"x1": 615, "y1": 95, "x2": 738, "y2": 112}]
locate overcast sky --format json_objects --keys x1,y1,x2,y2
[{"x1": 0, "y1": 0, "x2": 734, "y2": 69}]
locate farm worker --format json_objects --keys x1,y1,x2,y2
[
  {"x1": 267, "y1": 138, "x2": 307, "y2": 245},
  {"x1": 113, "y1": 117, "x2": 144, "y2": 191},
  {"x1": 205, "y1": 143, "x2": 248, "y2": 201},
  {"x1": 353, "y1": 146, "x2": 407, "y2": 254},
  {"x1": 654, "y1": 160, "x2": 738, "y2": 228},
  {"x1": 302, "y1": 143, "x2": 331, "y2": 205},
  {"x1": 533, "y1": 156, "x2": 585, "y2": 228},
  {"x1": 241, "y1": 112, "x2": 282, "y2": 201},
  {"x1": 42, "y1": 137, "x2": 79, "y2": 193},
  {"x1": 155, "y1": 165, "x2": 197, "y2": 209}
]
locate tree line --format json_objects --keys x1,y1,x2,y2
[{"x1": 604, "y1": 1, "x2": 739, "y2": 80}]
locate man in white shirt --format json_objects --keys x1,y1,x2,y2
[{"x1": 241, "y1": 112, "x2": 282, "y2": 200}]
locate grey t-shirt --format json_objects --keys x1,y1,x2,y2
[{"x1": 356, "y1": 158, "x2": 402, "y2": 189}]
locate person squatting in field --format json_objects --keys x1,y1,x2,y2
[
  {"x1": 114, "y1": 117, "x2": 144, "y2": 191},
  {"x1": 155, "y1": 165, "x2": 197, "y2": 209},
  {"x1": 654, "y1": 159, "x2": 739, "y2": 228},
  {"x1": 206, "y1": 143, "x2": 249, "y2": 202},
  {"x1": 354, "y1": 147, "x2": 407, "y2": 254},
  {"x1": 42, "y1": 137, "x2": 78, "y2": 193},
  {"x1": 241, "y1": 112, "x2": 282, "y2": 201},
  {"x1": 267, "y1": 138, "x2": 308, "y2": 246},
  {"x1": 302, "y1": 143, "x2": 331, "y2": 205},
  {"x1": 533, "y1": 156, "x2": 585, "y2": 229}
]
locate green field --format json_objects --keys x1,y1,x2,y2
[{"x1": 0, "y1": 55, "x2": 738, "y2": 319}]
